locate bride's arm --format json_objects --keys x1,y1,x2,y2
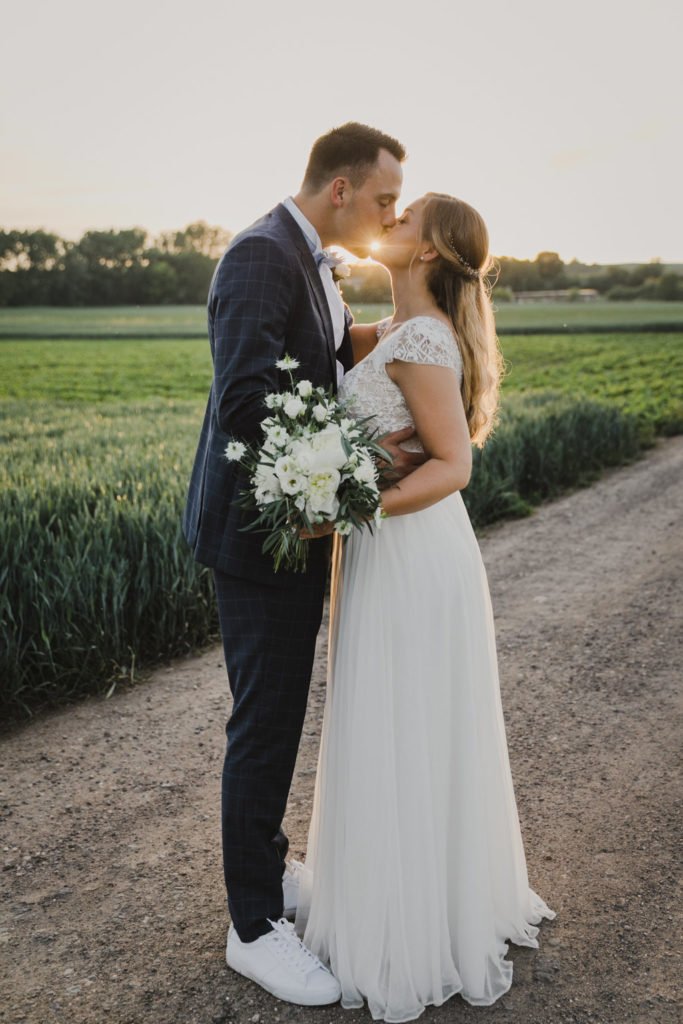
[{"x1": 379, "y1": 361, "x2": 472, "y2": 517}]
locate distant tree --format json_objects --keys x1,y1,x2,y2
[
  {"x1": 53, "y1": 247, "x2": 90, "y2": 305},
  {"x1": 496, "y1": 257, "x2": 541, "y2": 292},
  {"x1": 535, "y1": 251, "x2": 565, "y2": 288},
  {"x1": 77, "y1": 228, "x2": 147, "y2": 270},
  {"x1": 655, "y1": 272, "x2": 683, "y2": 300},
  {"x1": 0, "y1": 229, "x2": 64, "y2": 275},
  {"x1": 157, "y1": 220, "x2": 232, "y2": 259},
  {"x1": 177, "y1": 220, "x2": 232, "y2": 259},
  {"x1": 144, "y1": 259, "x2": 179, "y2": 304}
]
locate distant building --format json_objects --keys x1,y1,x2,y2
[{"x1": 514, "y1": 289, "x2": 601, "y2": 303}]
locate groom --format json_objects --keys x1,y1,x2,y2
[{"x1": 183, "y1": 123, "x2": 411, "y2": 1004}]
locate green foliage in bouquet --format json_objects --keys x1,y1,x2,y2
[{"x1": 225, "y1": 356, "x2": 391, "y2": 572}]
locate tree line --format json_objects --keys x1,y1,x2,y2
[
  {"x1": 0, "y1": 222, "x2": 232, "y2": 307},
  {"x1": 1, "y1": 224, "x2": 681, "y2": 306}
]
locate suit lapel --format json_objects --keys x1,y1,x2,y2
[{"x1": 276, "y1": 205, "x2": 338, "y2": 380}]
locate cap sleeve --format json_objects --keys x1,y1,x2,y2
[
  {"x1": 374, "y1": 317, "x2": 463, "y2": 380},
  {"x1": 376, "y1": 317, "x2": 392, "y2": 340}
]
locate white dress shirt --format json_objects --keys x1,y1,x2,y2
[{"x1": 282, "y1": 196, "x2": 346, "y2": 385}]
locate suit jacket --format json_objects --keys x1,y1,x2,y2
[{"x1": 182, "y1": 203, "x2": 354, "y2": 586}]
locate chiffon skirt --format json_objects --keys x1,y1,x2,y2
[{"x1": 294, "y1": 492, "x2": 555, "y2": 1022}]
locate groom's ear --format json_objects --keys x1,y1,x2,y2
[{"x1": 330, "y1": 177, "x2": 347, "y2": 208}]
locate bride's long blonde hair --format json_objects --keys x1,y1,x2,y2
[{"x1": 420, "y1": 193, "x2": 503, "y2": 446}]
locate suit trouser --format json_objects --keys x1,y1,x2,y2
[{"x1": 213, "y1": 565, "x2": 328, "y2": 942}]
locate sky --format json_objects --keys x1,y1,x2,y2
[{"x1": 1, "y1": 0, "x2": 681, "y2": 264}]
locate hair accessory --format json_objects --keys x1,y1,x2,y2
[{"x1": 447, "y1": 232, "x2": 480, "y2": 279}]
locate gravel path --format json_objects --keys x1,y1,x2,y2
[{"x1": 2, "y1": 437, "x2": 681, "y2": 1024}]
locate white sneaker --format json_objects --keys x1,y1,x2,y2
[
  {"x1": 282, "y1": 858, "x2": 304, "y2": 920},
  {"x1": 226, "y1": 917, "x2": 341, "y2": 1006}
]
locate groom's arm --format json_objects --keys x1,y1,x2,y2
[
  {"x1": 350, "y1": 322, "x2": 382, "y2": 364},
  {"x1": 210, "y1": 235, "x2": 293, "y2": 444}
]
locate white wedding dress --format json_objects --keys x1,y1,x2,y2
[{"x1": 294, "y1": 317, "x2": 555, "y2": 1022}]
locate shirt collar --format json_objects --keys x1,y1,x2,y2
[{"x1": 282, "y1": 196, "x2": 322, "y2": 256}]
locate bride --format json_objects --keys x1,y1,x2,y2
[{"x1": 294, "y1": 192, "x2": 555, "y2": 1021}]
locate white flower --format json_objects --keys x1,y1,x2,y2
[
  {"x1": 265, "y1": 424, "x2": 290, "y2": 448},
  {"x1": 276, "y1": 355, "x2": 300, "y2": 371},
  {"x1": 224, "y1": 441, "x2": 247, "y2": 462},
  {"x1": 339, "y1": 416, "x2": 361, "y2": 440},
  {"x1": 306, "y1": 469, "x2": 341, "y2": 517},
  {"x1": 288, "y1": 439, "x2": 314, "y2": 473},
  {"x1": 335, "y1": 520, "x2": 353, "y2": 536},
  {"x1": 352, "y1": 455, "x2": 377, "y2": 484},
  {"x1": 308, "y1": 424, "x2": 348, "y2": 473},
  {"x1": 373, "y1": 506, "x2": 386, "y2": 529},
  {"x1": 297, "y1": 380, "x2": 313, "y2": 398},
  {"x1": 333, "y1": 263, "x2": 351, "y2": 280},
  {"x1": 284, "y1": 396, "x2": 306, "y2": 419},
  {"x1": 274, "y1": 456, "x2": 307, "y2": 496},
  {"x1": 312, "y1": 404, "x2": 328, "y2": 424},
  {"x1": 255, "y1": 487, "x2": 278, "y2": 507},
  {"x1": 264, "y1": 392, "x2": 284, "y2": 409},
  {"x1": 253, "y1": 462, "x2": 282, "y2": 503},
  {"x1": 263, "y1": 439, "x2": 278, "y2": 456}
]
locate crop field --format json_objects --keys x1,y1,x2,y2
[
  {"x1": 3, "y1": 332, "x2": 682, "y2": 431},
  {"x1": 1, "y1": 300, "x2": 683, "y2": 337},
  {"x1": 2, "y1": 314, "x2": 681, "y2": 720}
]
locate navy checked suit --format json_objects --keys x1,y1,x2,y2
[{"x1": 183, "y1": 204, "x2": 354, "y2": 941}]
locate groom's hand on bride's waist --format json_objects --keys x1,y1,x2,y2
[{"x1": 378, "y1": 427, "x2": 426, "y2": 484}]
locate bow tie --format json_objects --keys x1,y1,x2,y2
[{"x1": 315, "y1": 249, "x2": 344, "y2": 271}]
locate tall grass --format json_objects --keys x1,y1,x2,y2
[
  {"x1": 464, "y1": 392, "x2": 646, "y2": 527},
  {"x1": 1, "y1": 401, "x2": 217, "y2": 719},
  {"x1": 1, "y1": 392, "x2": 645, "y2": 721}
]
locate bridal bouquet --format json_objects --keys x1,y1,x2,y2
[{"x1": 224, "y1": 355, "x2": 390, "y2": 572}]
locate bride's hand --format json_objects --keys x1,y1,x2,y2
[{"x1": 378, "y1": 427, "x2": 426, "y2": 484}]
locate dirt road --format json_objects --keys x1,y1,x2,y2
[{"x1": 2, "y1": 437, "x2": 681, "y2": 1024}]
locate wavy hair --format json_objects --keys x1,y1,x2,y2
[{"x1": 420, "y1": 193, "x2": 504, "y2": 446}]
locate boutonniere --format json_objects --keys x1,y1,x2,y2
[{"x1": 332, "y1": 262, "x2": 351, "y2": 283}]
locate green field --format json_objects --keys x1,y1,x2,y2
[
  {"x1": 1, "y1": 389, "x2": 644, "y2": 719},
  {"x1": 3, "y1": 316, "x2": 682, "y2": 720},
  {"x1": 3, "y1": 332, "x2": 682, "y2": 433},
  {"x1": 1, "y1": 300, "x2": 683, "y2": 337}
]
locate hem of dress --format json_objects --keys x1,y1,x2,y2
[
  {"x1": 342, "y1": 981, "x2": 463, "y2": 1023},
  {"x1": 336, "y1": 894, "x2": 557, "y2": 1021}
]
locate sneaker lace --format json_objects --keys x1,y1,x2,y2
[{"x1": 266, "y1": 917, "x2": 330, "y2": 976}]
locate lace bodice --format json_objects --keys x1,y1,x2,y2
[{"x1": 338, "y1": 316, "x2": 463, "y2": 452}]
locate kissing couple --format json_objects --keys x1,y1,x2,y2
[{"x1": 183, "y1": 122, "x2": 555, "y2": 1022}]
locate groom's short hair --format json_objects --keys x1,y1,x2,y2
[{"x1": 302, "y1": 122, "x2": 406, "y2": 193}]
